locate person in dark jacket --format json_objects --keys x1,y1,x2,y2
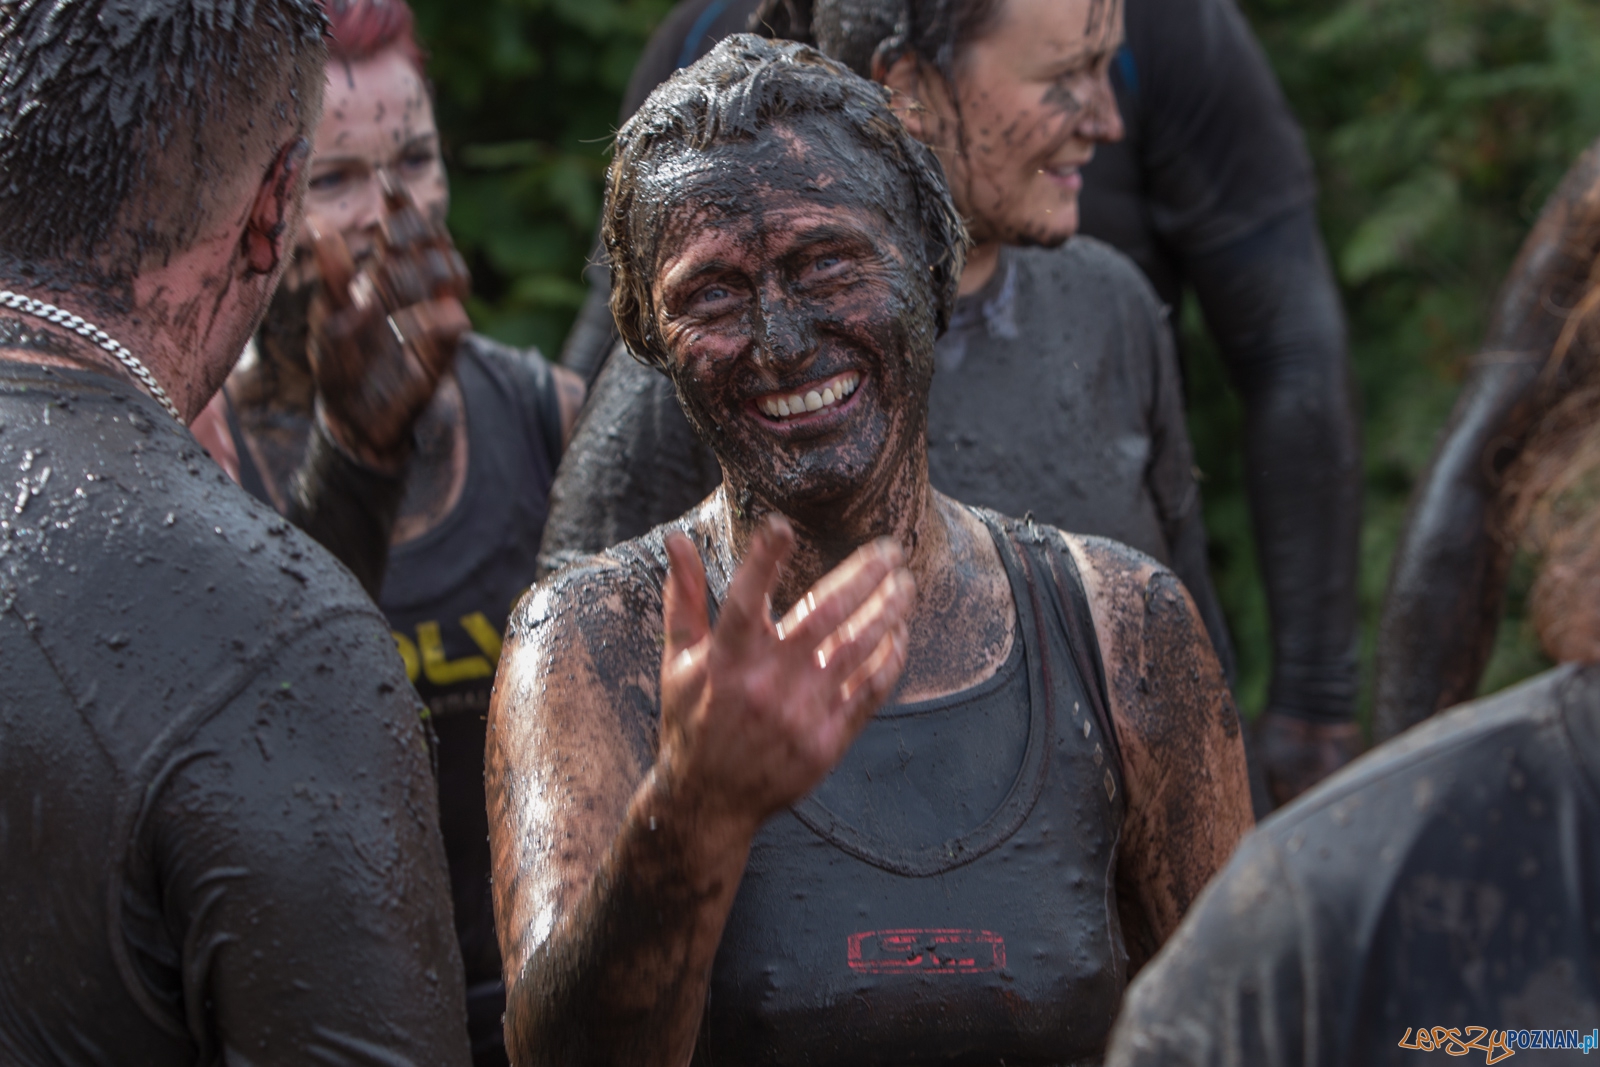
[
  {"x1": 0, "y1": 0, "x2": 471, "y2": 1062},
  {"x1": 554, "y1": 0, "x2": 1363, "y2": 806}
]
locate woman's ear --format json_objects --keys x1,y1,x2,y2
[{"x1": 877, "y1": 52, "x2": 930, "y2": 141}]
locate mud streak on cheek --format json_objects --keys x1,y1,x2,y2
[{"x1": 1041, "y1": 80, "x2": 1085, "y2": 119}]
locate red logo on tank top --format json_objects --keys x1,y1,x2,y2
[{"x1": 847, "y1": 929, "x2": 1006, "y2": 974}]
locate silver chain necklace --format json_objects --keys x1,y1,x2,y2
[{"x1": 0, "y1": 290, "x2": 181, "y2": 421}]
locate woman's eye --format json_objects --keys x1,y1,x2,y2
[
  {"x1": 813, "y1": 255, "x2": 842, "y2": 272},
  {"x1": 699, "y1": 286, "x2": 730, "y2": 305},
  {"x1": 309, "y1": 171, "x2": 347, "y2": 193},
  {"x1": 401, "y1": 151, "x2": 436, "y2": 170}
]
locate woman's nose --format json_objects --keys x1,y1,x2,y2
[
  {"x1": 1082, "y1": 69, "x2": 1125, "y2": 144},
  {"x1": 752, "y1": 287, "x2": 820, "y2": 373}
]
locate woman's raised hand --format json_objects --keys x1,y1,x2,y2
[
  {"x1": 658, "y1": 517, "x2": 914, "y2": 839},
  {"x1": 306, "y1": 175, "x2": 471, "y2": 471}
]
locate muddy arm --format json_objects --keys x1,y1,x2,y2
[
  {"x1": 1374, "y1": 140, "x2": 1600, "y2": 740},
  {"x1": 1070, "y1": 535, "x2": 1254, "y2": 968},
  {"x1": 486, "y1": 563, "x2": 724, "y2": 1067},
  {"x1": 490, "y1": 528, "x2": 909, "y2": 1066}
]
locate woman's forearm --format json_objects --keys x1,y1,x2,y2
[{"x1": 503, "y1": 767, "x2": 752, "y2": 1067}]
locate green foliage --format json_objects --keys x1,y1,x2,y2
[
  {"x1": 1198, "y1": 0, "x2": 1600, "y2": 723},
  {"x1": 409, "y1": 0, "x2": 672, "y2": 357}
]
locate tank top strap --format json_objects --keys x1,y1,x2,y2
[{"x1": 974, "y1": 509, "x2": 1125, "y2": 804}]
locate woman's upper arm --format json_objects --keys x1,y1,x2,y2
[
  {"x1": 487, "y1": 564, "x2": 662, "y2": 984},
  {"x1": 1067, "y1": 535, "x2": 1254, "y2": 943}
]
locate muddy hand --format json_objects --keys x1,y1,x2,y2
[
  {"x1": 658, "y1": 517, "x2": 913, "y2": 838},
  {"x1": 1257, "y1": 712, "x2": 1362, "y2": 808},
  {"x1": 307, "y1": 175, "x2": 471, "y2": 470}
]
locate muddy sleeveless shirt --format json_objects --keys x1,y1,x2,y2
[{"x1": 611, "y1": 509, "x2": 1129, "y2": 1066}]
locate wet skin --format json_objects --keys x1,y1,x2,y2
[
  {"x1": 881, "y1": 0, "x2": 1125, "y2": 292},
  {"x1": 487, "y1": 126, "x2": 1252, "y2": 1066}
]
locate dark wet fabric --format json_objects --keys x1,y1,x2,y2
[
  {"x1": 1079, "y1": 0, "x2": 1317, "y2": 306},
  {"x1": 558, "y1": 0, "x2": 1359, "y2": 726},
  {"x1": 232, "y1": 331, "x2": 563, "y2": 1065},
  {"x1": 925, "y1": 241, "x2": 1233, "y2": 679},
  {"x1": 540, "y1": 239, "x2": 1235, "y2": 681},
  {"x1": 1107, "y1": 663, "x2": 1600, "y2": 1067},
  {"x1": 0, "y1": 359, "x2": 470, "y2": 1066},
  {"x1": 606, "y1": 508, "x2": 1128, "y2": 1066},
  {"x1": 1080, "y1": 0, "x2": 1358, "y2": 725}
]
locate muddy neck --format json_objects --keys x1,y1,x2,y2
[
  {"x1": 958, "y1": 240, "x2": 1002, "y2": 296},
  {"x1": 715, "y1": 443, "x2": 949, "y2": 617}
]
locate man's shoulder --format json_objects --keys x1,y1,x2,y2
[
  {"x1": 0, "y1": 367, "x2": 388, "y2": 756},
  {"x1": 1111, "y1": 666, "x2": 1600, "y2": 1066},
  {"x1": 1272, "y1": 665, "x2": 1582, "y2": 838}
]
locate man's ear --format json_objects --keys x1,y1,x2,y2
[
  {"x1": 877, "y1": 52, "x2": 931, "y2": 141},
  {"x1": 243, "y1": 136, "x2": 311, "y2": 276}
]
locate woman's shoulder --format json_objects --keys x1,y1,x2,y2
[
  {"x1": 1013, "y1": 237, "x2": 1167, "y2": 314},
  {"x1": 984, "y1": 510, "x2": 1169, "y2": 588},
  {"x1": 509, "y1": 505, "x2": 718, "y2": 650}
]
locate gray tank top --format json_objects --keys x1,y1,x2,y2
[{"x1": 692, "y1": 512, "x2": 1129, "y2": 1066}]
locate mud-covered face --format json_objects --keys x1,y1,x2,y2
[
  {"x1": 303, "y1": 49, "x2": 448, "y2": 260},
  {"x1": 649, "y1": 128, "x2": 937, "y2": 519},
  {"x1": 941, "y1": 0, "x2": 1124, "y2": 245}
]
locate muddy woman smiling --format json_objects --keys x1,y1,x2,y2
[
  {"x1": 489, "y1": 38, "x2": 1251, "y2": 1067},
  {"x1": 540, "y1": 1, "x2": 1240, "y2": 805}
]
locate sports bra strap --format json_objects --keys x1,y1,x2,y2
[{"x1": 1009, "y1": 517, "x2": 1123, "y2": 780}]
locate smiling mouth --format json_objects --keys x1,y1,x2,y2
[{"x1": 756, "y1": 370, "x2": 861, "y2": 420}]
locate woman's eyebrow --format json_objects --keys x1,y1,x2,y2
[
  {"x1": 782, "y1": 223, "x2": 876, "y2": 256},
  {"x1": 659, "y1": 257, "x2": 740, "y2": 302}
]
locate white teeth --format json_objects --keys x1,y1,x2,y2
[{"x1": 759, "y1": 372, "x2": 861, "y2": 421}]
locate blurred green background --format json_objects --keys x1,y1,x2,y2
[{"x1": 408, "y1": 0, "x2": 1600, "y2": 729}]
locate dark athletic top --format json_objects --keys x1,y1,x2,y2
[
  {"x1": 232, "y1": 332, "x2": 564, "y2": 1057},
  {"x1": 540, "y1": 239, "x2": 1235, "y2": 680},
  {"x1": 1107, "y1": 663, "x2": 1600, "y2": 1067},
  {"x1": 604, "y1": 509, "x2": 1129, "y2": 1066},
  {"x1": 560, "y1": 0, "x2": 1361, "y2": 727},
  {"x1": 0, "y1": 359, "x2": 469, "y2": 1065}
]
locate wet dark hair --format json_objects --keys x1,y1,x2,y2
[
  {"x1": 0, "y1": 0, "x2": 329, "y2": 289},
  {"x1": 753, "y1": 0, "x2": 1007, "y2": 80},
  {"x1": 604, "y1": 34, "x2": 966, "y2": 372},
  {"x1": 1503, "y1": 274, "x2": 1600, "y2": 664}
]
